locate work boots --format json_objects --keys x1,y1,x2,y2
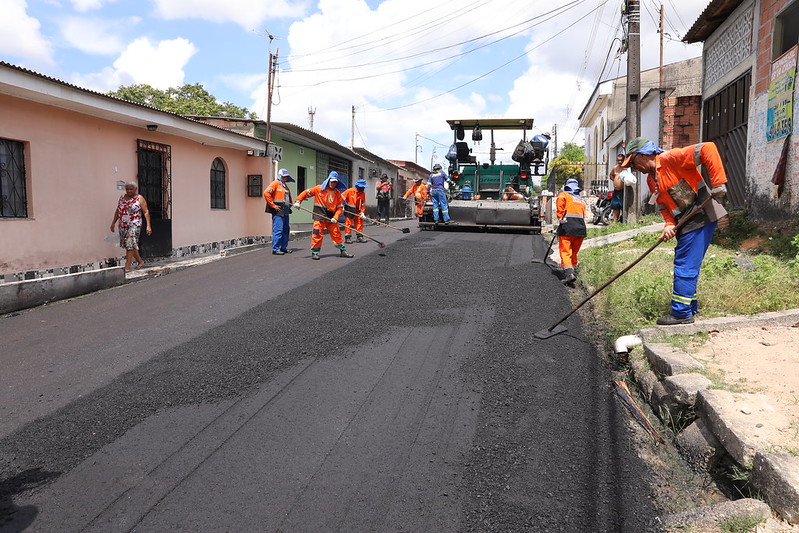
[
  {"x1": 339, "y1": 249, "x2": 354, "y2": 258},
  {"x1": 356, "y1": 235, "x2": 367, "y2": 243},
  {"x1": 561, "y1": 267, "x2": 576, "y2": 287},
  {"x1": 345, "y1": 234, "x2": 352, "y2": 244}
]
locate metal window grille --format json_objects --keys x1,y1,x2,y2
[
  {"x1": 247, "y1": 174, "x2": 262, "y2": 197},
  {"x1": 137, "y1": 139, "x2": 172, "y2": 219},
  {"x1": 211, "y1": 157, "x2": 226, "y2": 209},
  {"x1": 0, "y1": 138, "x2": 28, "y2": 218}
]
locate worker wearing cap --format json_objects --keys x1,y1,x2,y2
[
  {"x1": 426, "y1": 163, "x2": 451, "y2": 224},
  {"x1": 263, "y1": 168, "x2": 294, "y2": 255},
  {"x1": 343, "y1": 178, "x2": 368, "y2": 244},
  {"x1": 294, "y1": 171, "x2": 353, "y2": 260},
  {"x1": 621, "y1": 137, "x2": 728, "y2": 325},
  {"x1": 556, "y1": 178, "x2": 587, "y2": 287},
  {"x1": 460, "y1": 181, "x2": 473, "y2": 200},
  {"x1": 403, "y1": 176, "x2": 428, "y2": 218}
]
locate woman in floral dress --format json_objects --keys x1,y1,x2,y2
[{"x1": 110, "y1": 182, "x2": 151, "y2": 271}]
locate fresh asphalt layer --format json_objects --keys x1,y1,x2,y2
[{"x1": 1, "y1": 223, "x2": 658, "y2": 532}]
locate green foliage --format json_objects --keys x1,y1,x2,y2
[
  {"x1": 108, "y1": 83, "x2": 257, "y2": 118},
  {"x1": 559, "y1": 142, "x2": 585, "y2": 162},
  {"x1": 717, "y1": 512, "x2": 765, "y2": 533},
  {"x1": 548, "y1": 156, "x2": 583, "y2": 189}
]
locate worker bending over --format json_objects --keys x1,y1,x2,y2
[
  {"x1": 556, "y1": 178, "x2": 587, "y2": 287},
  {"x1": 621, "y1": 137, "x2": 727, "y2": 325},
  {"x1": 403, "y1": 176, "x2": 428, "y2": 218},
  {"x1": 294, "y1": 171, "x2": 354, "y2": 260},
  {"x1": 343, "y1": 178, "x2": 368, "y2": 244}
]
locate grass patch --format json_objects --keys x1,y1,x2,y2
[
  {"x1": 586, "y1": 214, "x2": 662, "y2": 239},
  {"x1": 577, "y1": 220, "x2": 799, "y2": 345},
  {"x1": 717, "y1": 512, "x2": 765, "y2": 533},
  {"x1": 656, "y1": 332, "x2": 710, "y2": 352}
]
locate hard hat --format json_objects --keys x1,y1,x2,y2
[{"x1": 432, "y1": 164, "x2": 442, "y2": 171}]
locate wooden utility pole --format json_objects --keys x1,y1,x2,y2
[
  {"x1": 552, "y1": 124, "x2": 559, "y2": 158},
  {"x1": 308, "y1": 107, "x2": 316, "y2": 131},
  {"x1": 624, "y1": 0, "x2": 641, "y2": 223},
  {"x1": 266, "y1": 48, "x2": 278, "y2": 142},
  {"x1": 659, "y1": 3, "x2": 664, "y2": 87}
]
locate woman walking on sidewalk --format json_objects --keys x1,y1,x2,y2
[{"x1": 110, "y1": 182, "x2": 151, "y2": 272}]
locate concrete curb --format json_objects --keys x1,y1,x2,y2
[
  {"x1": 631, "y1": 309, "x2": 799, "y2": 525},
  {"x1": 0, "y1": 267, "x2": 126, "y2": 314}
]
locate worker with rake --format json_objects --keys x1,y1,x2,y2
[
  {"x1": 403, "y1": 176, "x2": 428, "y2": 218},
  {"x1": 621, "y1": 137, "x2": 728, "y2": 325},
  {"x1": 556, "y1": 178, "x2": 587, "y2": 287},
  {"x1": 342, "y1": 178, "x2": 368, "y2": 244},
  {"x1": 294, "y1": 171, "x2": 354, "y2": 260}
]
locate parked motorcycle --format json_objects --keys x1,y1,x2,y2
[{"x1": 590, "y1": 190, "x2": 613, "y2": 225}]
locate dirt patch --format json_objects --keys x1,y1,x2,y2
[
  {"x1": 739, "y1": 236, "x2": 767, "y2": 250},
  {"x1": 687, "y1": 326, "x2": 799, "y2": 453}
]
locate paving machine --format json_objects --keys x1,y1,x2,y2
[{"x1": 419, "y1": 118, "x2": 547, "y2": 234}]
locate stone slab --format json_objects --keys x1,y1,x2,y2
[
  {"x1": 0, "y1": 267, "x2": 126, "y2": 314},
  {"x1": 663, "y1": 373, "x2": 713, "y2": 406},
  {"x1": 644, "y1": 343, "x2": 704, "y2": 377},
  {"x1": 752, "y1": 452, "x2": 799, "y2": 525},
  {"x1": 696, "y1": 389, "x2": 791, "y2": 468},
  {"x1": 220, "y1": 243, "x2": 269, "y2": 257},
  {"x1": 660, "y1": 497, "x2": 770, "y2": 530},
  {"x1": 676, "y1": 419, "x2": 724, "y2": 473},
  {"x1": 638, "y1": 309, "x2": 799, "y2": 341}
]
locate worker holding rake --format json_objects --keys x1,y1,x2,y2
[
  {"x1": 556, "y1": 178, "x2": 587, "y2": 287},
  {"x1": 294, "y1": 171, "x2": 354, "y2": 260},
  {"x1": 621, "y1": 137, "x2": 728, "y2": 325},
  {"x1": 342, "y1": 179, "x2": 368, "y2": 244},
  {"x1": 403, "y1": 176, "x2": 428, "y2": 218}
]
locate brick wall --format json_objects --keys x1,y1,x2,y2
[
  {"x1": 755, "y1": 0, "x2": 794, "y2": 94},
  {"x1": 661, "y1": 95, "x2": 702, "y2": 149}
]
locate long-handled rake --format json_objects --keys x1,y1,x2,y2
[
  {"x1": 531, "y1": 233, "x2": 558, "y2": 264},
  {"x1": 533, "y1": 196, "x2": 712, "y2": 340},
  {"x1": 294, "y1": 204, "x2": 386, "y2": 248},
  {"x1": 343, "y1": 209, "x2": 410, "y2": 233}
]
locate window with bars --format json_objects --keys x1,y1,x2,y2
[
  {"x1": 210, "y1": 157, "x2": 226, "y2": 209},
  {"x1": 0, "y1": 138, "x2": 28, "y2": 218}
]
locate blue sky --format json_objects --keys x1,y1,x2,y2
[{"x1": 2, "y1": 0, "x2": 707, "y2": 165}]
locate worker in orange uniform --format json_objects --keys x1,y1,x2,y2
[
  {"x1": 343, "y1": 178, "x2": 368, "y2": 244},
  {"x1": 621, "y1": 137, "x2": 728, "y2": 325},
  {"x1": 293, "y1": 171, "x2": 354, "y2": 260},
  {"x1": 556, "y1": 178, "x2": 587, "y2": 287},
  {"x1": 263, "y1": 168, "x2": 294, "y2": 255},
  {"x1": 403, "y1": 176, "x2": 428, "y2": 218}
]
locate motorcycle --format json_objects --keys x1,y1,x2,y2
[{"x1": 590, "y1": 190, "x2": 614, "y2": 225}]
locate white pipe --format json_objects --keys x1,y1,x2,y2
[{"x1": 614, "y1": 334, "x2": 643, "y2": 355}]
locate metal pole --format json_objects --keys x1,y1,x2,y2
[
  {"x1": 624, "y1": 0, "x2": 641, "y2": 223},
  {"x1": 350, "y1": 105, "x2": 355, "y2": 148},
  {"x1": 266, "y1": 49, "x2": 278, "y2": 142}
]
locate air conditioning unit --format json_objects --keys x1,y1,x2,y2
[{"x1": 369, "y1": 168, "x2": 378, "y2": 177}]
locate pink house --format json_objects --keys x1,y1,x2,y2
[{"x1": 0, "y1": 62, "x2": 274, "y2": 281}]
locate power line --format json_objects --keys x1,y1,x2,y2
[{"x1": 375, "y1": 2, "x2": 607, "y2": 113}]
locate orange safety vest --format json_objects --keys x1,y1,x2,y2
[
  {"x1": 263, "y1": 179, "x2": 292, "y2": 214},
  {"x1": 342, "y1": 187, "x2": 366, "y2": 218},
  {"x1": 297, "y1": 185, "x2": 344, "y2": 220},
  {"x1": 646, "y1": 142, "x2": 727, "y2": 226},
  {"x1": 556, "y1": 191, "x2": 586, "y2": 236},
  {"x1": 404, "y1": 182, "x2": 427, "y2": 201}
]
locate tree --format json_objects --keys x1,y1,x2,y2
[
  {"x1": 547, "y1": 142, "x2": 585, "y2": 190},
  {"x1": 108, "y1": 83, "x2": 257, "y2": 119}
]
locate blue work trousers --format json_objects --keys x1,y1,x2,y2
[
  {"x1": 271, "y1": 214, "x2": 290, "y2": 252},
  {"x1": 671, "y1": 221, "x2": 717, "y2": 318},
  {"x1": 430, "y1": 189, "x2": 450, "y2": 222}
]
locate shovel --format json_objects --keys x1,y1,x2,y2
[{"x1": 534, "y1": 196, "x2": 712, "y2": 340}]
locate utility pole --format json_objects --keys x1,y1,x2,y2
[
  {"x1": 659, "y1": 3, "x2": 664, "y2": 88},
  {"x1": 623, "y1": 0, "x2": 641, "y2": 223},
  {"x1": 415, "y1": 133, "x2": 421, "y2": 164},
  {"x1": 350, "y1": 105, "x2": 355, "y2": 148},
  {"x1": 308, "y1": 107, "x2": 316, "y2": 131},
  {"x1": 552, "y1": 124, "x2": 559, "y2": 158},
  {"x1": 265, "y1": 48, "x2": 278, "y2": 142}
]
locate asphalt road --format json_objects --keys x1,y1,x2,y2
[{"x1": 1, "y1": 222, "x2": 659, "y2": 532}]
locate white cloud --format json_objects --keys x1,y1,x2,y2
[
  {"x1": 60, "y1": 16, "x2": 140, "y2": 55},
  {"x1": 69, "y1": 0, "x2": 117, "y2": 11},
  {"x1": 152, "y1": 0, "x2": 310, "y2": 30},
  {"x1": 72, "y1": 37, "x2": 197, "y2": 92},
  {"x1": 0, "y1": 0, "x2": 54, "y2": 66}
]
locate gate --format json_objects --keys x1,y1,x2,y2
[
  {"x1": 136, "y1": 140, "x2": 172, "y2": 258},
  {"x1": 702, "y1": 71, "x2": 750, "y2": 209}
]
